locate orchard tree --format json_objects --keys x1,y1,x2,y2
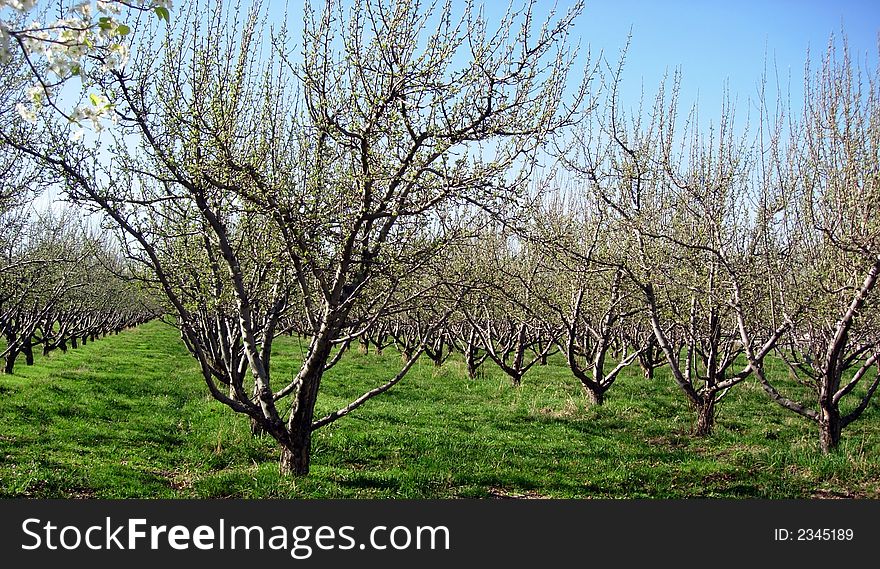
[
  {"x1": 554, "y1": 264, "x2": 644, "y2": 406},
  {"x1": 13, "y1": 0, "x2": 589, "y2": 475},
  {"x1": 524, "y1": 191, "x2": 646, "y2": 406},
  {"x1": 564, "y1": 59, "x2": 788, "y2": 434},
  {"x1": 1, "y1": 209, "x2": 86, "y2": 373},
  {"x1": 749, "y1": 37, "x2": 880, "y2": 453},
  {"x1": 0, "y1": 52, "x2": 56, "y2": 372},
  {"x1": 461, "y1": 224, "x2": 562, "y2": 387}
]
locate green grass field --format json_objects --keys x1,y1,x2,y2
[{"x1": 1, "y1": 320, "x2": 878, "y2": 498}]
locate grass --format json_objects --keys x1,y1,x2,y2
[{"x1": 1, "y1": 320, "x2": 879, "y2": 498}]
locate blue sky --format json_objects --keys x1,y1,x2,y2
[{"x1": 552, "y1": 0, "x2": 878, "y2": 115}]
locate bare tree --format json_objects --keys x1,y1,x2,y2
[
  {"x1": 12, "y1": 0, "x2": 588, "y2": 475},
  {"x1": 560, "y1": 53, "x2": 792, "y2": 434},
  {"x1": 0, "y1": 208, "x2": 150, "y2": 373},
  {"x1": 750, "y1": 37, "x2": 880, "y2": 452}
]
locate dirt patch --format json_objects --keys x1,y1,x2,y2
[
  {"x1": 701, "y1": 471, "x2": 740, "y2": 484},
  {"x1": 811, "y1": 488, "x2": 864, "y2": 499},
  {"x1": 157, "y1": 469, "x2": 195, "y2": 492},
  {"x1": 536, "y1": 400, "x2": 581, "y2": 419},
  {"x1": 67, "y1": 487, "x2": 98, "y2": 499},
  {"x1": 487, "y1": 487, "x2": 550, "y2": 499}
]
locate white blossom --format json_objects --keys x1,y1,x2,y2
[
  {"x1": 1, "y1": 1, "x2": 40, "y2": 11},
  {"x1": 1, "y1": 1, "x2": 172, "y2": 131},
  {"x1": 15, "y1": 102, "x2": 36, "y2": 123}
]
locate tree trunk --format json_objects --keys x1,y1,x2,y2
[
  {"x1": 513, "y1": 325, "x2": 526, "y2": 371},
  {"x1": 23, "y1": 342, "x2": 34, "y2": 366},
  {"x1": 282, "y1": 385, "x2": 319, "y2": 476},
  {"x1": 280, "y1": 339, "x2": 333, "y2": 476},
  {"x1": 249, "y1": 384, "x2": 266, "y2": 436},
  {"x1": 279, "y1": 444, "x2": 295, "y2": 475},
  {"x1": 464, "y1": 331, "x2": 482, "y2": 378},
  {"x1": 638, "y1": 351, "x2": 656, "y2": 380},
  {"x1": 431, "y1": 352, "x2": 443, "y2": 367},
  {"x1": 4, "y1": 350, "x2": 18, "y2": 374},
  {"x1": 584, "y1": 385, "x2": 604, "y2": 406},
  {"x1": 638, "y1": 339, "x2": 660, "y2": 381},
  {"x1": 819, "y1": 402, "x2": 842, "y2": 453},
  {"x1": 466, "y1": 352, "x2": 478, "y2": 379},
  {"x1": 694, "y1": 396, "x2": 715, "y2": 436},
  {"x1": 71, "y1": 336, "x2": 78, "y2": 349}
]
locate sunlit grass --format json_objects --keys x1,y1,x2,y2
[{"x1": 1, "y1": 320, "x2": 878, "y2": 498}]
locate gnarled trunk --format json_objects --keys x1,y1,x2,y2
[
  {"x1": 4, "y1": 350, "x2": 18, "y2": 374},
  {"x1": 279, "y1": 423, "x2": 313, "y2": 476},
  {"x1": 584, "y1": 385, "x2": 604, "y2": 406},
  {"x1": 280, "y1": 338, "x2": 333, "y2": 476},
  {"x1": 282, "y1": 380, "x2": 321, "y2": 476},
  {"x1": 818, "y1": 402, "x2": 841, "y2": 453},
  {"x1": 465, "y1": 351, "x2": 479, "y2": 379},
  {"x1": 23, "y1": 342, "x2": 34, "y2": 366},
  {"x1": 694, "y1": 396, "x2": 715, "y2": 436}
]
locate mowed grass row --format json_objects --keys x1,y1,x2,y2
[{"x1": 1, "y1": 320, "x2": 879, "y2": 498}]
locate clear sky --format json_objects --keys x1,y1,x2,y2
[{"x1": 551, "y1": 0, "x2": 879, "y2": 116}]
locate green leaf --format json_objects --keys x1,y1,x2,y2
[
  {"x1": 89, "y1": 93, "x2": 101, "y2": 106},
  {"x1": 116, "y1": 24, "x2": 130, "y2": 36},
  {"x1": 154, "y1": 7, "x2": 170, "y2": 22}
]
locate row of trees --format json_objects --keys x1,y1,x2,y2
[
  {"x1": 346, "y1": 33, "x2": 880, "y2": 456},
  {"x1": 2, "y1": 0, "x2": 877, "y2": 475},
  {"x1": 0, "y1": 203, "x2": 157, "y2": 374}
]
